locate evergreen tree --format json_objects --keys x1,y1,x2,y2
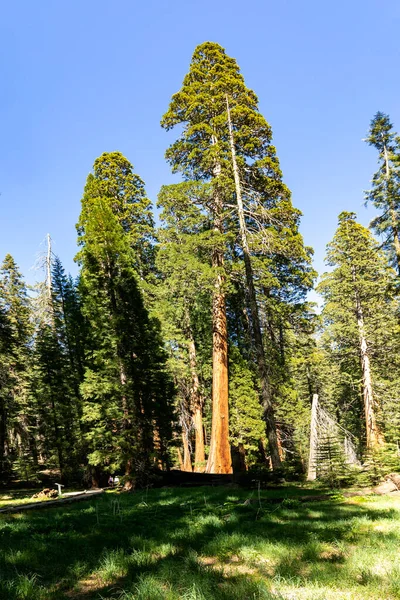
[
  {"x1": 162, "y1": 41, "x2": 314, "y2": 472},
  {"x1": 80, "y1": 152, "x2": 156, "y2": 282},
  {"x1": 365, "y1": 112, "x2": 400, "y2": 274},
  {"x1": 76, "y1": 156, "x2": 174, "y2": 485},
  {"x1": 228, "y1": 346, "x2": 265, "y2": 470},
  {"x1": 0, "y1": 255, "x2": 33, "y2": 479},
  {"x1": 30, "y1": 256, "x2": 85, "y2": 481},
  {"x1": 318, "y1": 212, "x2": 400, "y2": 450},
  {"x1": 156, "y1": 182, "x2": 213, "y2": 472}
]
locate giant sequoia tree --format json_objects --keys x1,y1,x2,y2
[{"x1": 162, "y1": 42, "x2": 313, "y2": 472}]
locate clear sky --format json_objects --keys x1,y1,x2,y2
[{"x1": 1, "y1": 0, "x2": 399, "y2": 291}]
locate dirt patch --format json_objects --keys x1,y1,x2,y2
[{"x1": 65, "y1": 574, "x2": 104, "y2": 598}]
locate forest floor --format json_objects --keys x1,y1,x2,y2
[
  {"x1": 0, "y1": 488, "x2": 46, "y2": 509},
  {"x1": 0, "y1": 484, "x2": 399, "y2": 600}
]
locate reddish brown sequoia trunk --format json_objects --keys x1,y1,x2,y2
[{"x1": 206, "y1": 147, "x2": 232, "y2": 474}]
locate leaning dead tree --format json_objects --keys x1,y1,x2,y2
[
  {"x1": 307, "y1": 394, "x2": 359, "y2": 481},
  {"x1": 32, "y1": 233, "x2": 55, "y2": 325},
  {"x1": 226, "y1": 95, "x2": 281, "y2": 470}
]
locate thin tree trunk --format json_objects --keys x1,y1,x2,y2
[
  {"x1": 46, "y1": 234, "x2": 52, "y2": 300},
  {"x1": 353, "y1": 276, "x2": 384, "y2": 448},
  {"x1": 186, "y1": 325, "x2": 206, "y2": 472},
  {"x1": 307, "y1": 393, "x2": 318, "y2": 481},
  {"x1": 181, "y1": 428, "x2": 192, "y2": 472},
  {"x1": 206, "y1": 137, "x2": 232, "y2": 475},
  {"x1": 383, "y1": 143, "x2": 400, "y2": 275},
  {"x1": 177, "y1": 447, "x2": 184, "y2": 470},
  {"x1": 0, "y1": 396, "x2": 7, "y2": 476},
  {"x1": 225, "y1": 95, "x2": 282, "y2": 470},
  {"x1": 49, "y1": 392, "x2": 64, "y2": 477},
  {"x1": 119, "y1": 362, "x2": 134, "y2": 479}
]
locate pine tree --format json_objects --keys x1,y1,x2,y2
[
  {"x1": 0, "y1": 255, "x2": 33, "y2": 479},
  {"x1": 365, "y1": 112, "x2": 400, "y2": 274},
  {"x1": 29, "y1": 255, "x2": 85, "y2": 482},
  {"x1": 0, "y1": 302, "x2": 12, "y2": 478},
  {"x1": 52, "y1": 258, "x2": 86, "y2": 398},
  {"x1": 318, "y1": 212, "x2": 400, "y2": 450}
]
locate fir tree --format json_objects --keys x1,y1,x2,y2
[
  {"x1": 76, "y1": 156, "x2": 174, "y2": 485},
  {"x1": 30, "y1": 256, "x2": 85, "y2": 481},
  {"x1": 318, "y1": 212, "x2": 400, "y2": 450},
  {"x1": 365, "y1": 112, "x2": 400, "y2": 274},
  {"x1": 80, "y1": 152, "x2": 156, "y2": 282},
  {"x1": 0, "y1": 255, "x2": 33, "y2": 479}
]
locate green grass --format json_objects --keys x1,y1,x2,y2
[
  {"x1": 0, "y1": 488, "x2": 44, "y2": 509},
  {"x1": 0, "y1": 485, "x2": 399, "y2": 599}
]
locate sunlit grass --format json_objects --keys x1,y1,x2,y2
[{"x1": 0, "y1": 485, "x2": 399, "y2": 599}]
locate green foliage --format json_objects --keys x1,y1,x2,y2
[
  {"x1": 318, "y1": 212, "x2": 400, "y2": 445},
  {"x1": 228, "y1": 346, "x2": 265, "y2": 466},
  {"x1": 0, "y1": 254, "x2": 33, "y2": 480},
  {"x1": 28, "y1": 256, "x2": 86, "y2": 483},
  {"x1": 357, "y1": 444, "x2": 400, "y2": 486},
  {"x1": 80, "y1": 151, "x2": 156, "y2": 281},
  {"x1": 76, "y1": 154, "x2": 175, "y2": 480},
  {"x1": 365, "y1": 112, "x2": 400, "y2": 272},
  {"x1": 315, "y1": 432, "x2": 353, "y2": 488},
  {"x1": 161, "y1": 42, "x2": 316, "y2": 468}
]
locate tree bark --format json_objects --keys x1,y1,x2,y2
[
  {"x1": 383, "y1": 143, "x2": 400, "y2": 275},
  {"x1": 181, "y1": 428, "x2": 193, "y2": 472},
  {"x1": 307, "y1": 393, "x2": 318, "y2": 481},
  {"x1": 225, "y1": 95, "x2": 282, "y2": 470},
  {"x1": 206, "y1": 137, "x2": 232, "y2": 475},
  {"x1": 187, "y1": 328, "x2": 206, "y2": 472},
  {"x1": 353, "y1": 277, "x2": 384, "y2": 448},
  {"x1": 0, "y1": 396, "x2": 7, "y2": 476}
]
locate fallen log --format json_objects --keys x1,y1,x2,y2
[{"x1": 0, "y1": 489, "x2": 104, "y2": 514}]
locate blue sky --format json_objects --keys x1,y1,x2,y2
[{"x1": 1, "y1": 0, "x2": 399, "y2": 291}]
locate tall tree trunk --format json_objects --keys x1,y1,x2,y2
[
  {"x1": 0, "y1": 396, "x2": 7, "y2": 477},
  {"x1": 353, "y1": 279, "x2": 384, "y2": 448},
  {"x1": 49, "y1": 391, "x2": 64, "y2": 477},
  {"x1": 206, "y1": 139, "x2": 232, "y2": 474},
  {"x1": 181, "y1": 428, "x2": 192, "y2": 472},
  {"x1": 186, "y1": 321, "x2": 206, "y2": 472},
  {"x1": 307, "y1": 393, "x2": 318, "y2": 481},
  {"x1": 225, "y1": 95, "x2": 282, "y2": 470},
  {"x1": 383, "y1": 143, "x2": 400, "y2": 275},
  {"x1": 177, "y1": 447, "x2": 184, "y2": 470},
  {"x1": 119, "y1": 362, "x2": 134, "y2": 479}
]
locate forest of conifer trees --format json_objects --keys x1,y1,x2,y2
[{"x1": 1, "y1": 42, "x2": 399, "y2": 489}]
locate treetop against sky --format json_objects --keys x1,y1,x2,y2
[{"x1": 1, "y1": 0, "x2": 399, "y2": 286}]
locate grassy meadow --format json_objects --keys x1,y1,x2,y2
[{"x1": 0, "y1": 485, "x2": 399, "y2": 600}]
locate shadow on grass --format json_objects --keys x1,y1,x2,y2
[{"x1": 0, "y1": 487, "x2": 399, "y2": 599}]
